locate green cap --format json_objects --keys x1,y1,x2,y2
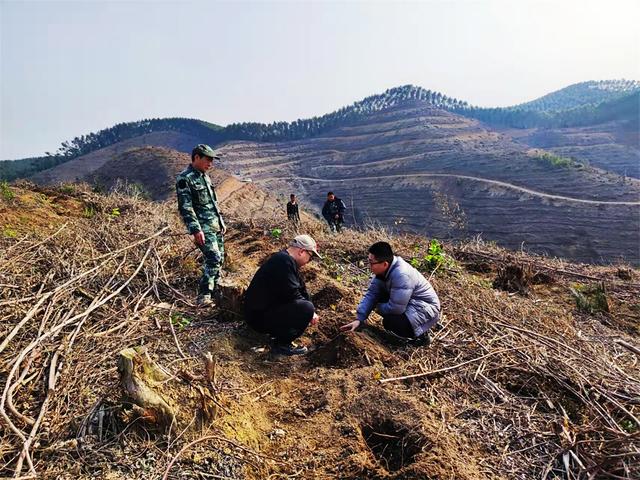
[{"x1": 193, "y1": 144, "x2": 220, "y2": 160}]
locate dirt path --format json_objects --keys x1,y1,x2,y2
[{"x1": 273, "y1": 173, "x2": 640, "y2": 206}]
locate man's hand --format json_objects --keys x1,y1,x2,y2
[
  {"x1": 193, "y1": 231, "x2": 205, "y2": 246},
  {"x1": 340, "y1": 320, "x2": 360, "y2": 332},
  {"x1": 310, "y1": 313, "x2": 319, "y2": 326},
  {"x1": 221, "y1": 224, "x2": 227, "y2": 235}
]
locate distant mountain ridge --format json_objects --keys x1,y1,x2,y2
[
  {"x1": 513, "y1": 79, "x2": 640, "y2": 112},
  {"x1": 1, "y1": 79, "x2": 638, "y2": 181}
]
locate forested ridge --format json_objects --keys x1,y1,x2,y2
[{"x1": 2, "y1": 80, "x2": 638, "y2": 181}]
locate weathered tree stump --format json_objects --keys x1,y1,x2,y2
[
  {"x1": 117, "y1": 346, "x2": 175, "y2": 429},
  {"x1": 216, "y1": 280, "x2": 245, "y2": 322}
]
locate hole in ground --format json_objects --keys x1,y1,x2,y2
[
  {"x1": 309, "y1": 335, "x2": 365, "y2": 368},
  {"x1": 312, "y1": 286, "x2": 344, "y2": 310},
  {"x1": 361, "y1": 419, "x2": 426, "y2": 472}
]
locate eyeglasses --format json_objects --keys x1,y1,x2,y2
[{"x1": 368, "y1": 259, "x2": 385, "y2": 265}]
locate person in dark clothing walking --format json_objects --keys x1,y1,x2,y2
[
  {"x1": 244, "y1": 235, "x2": 321, "y2": 356},
  {"x1": 286, "y1": 194, "x2": 301, "y2": 227},
  {"x1": 322, "y1": 191, "x2": 346, "y2": 233}
]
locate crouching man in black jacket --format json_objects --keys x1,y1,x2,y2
[{"x1": 244, "y1": 235, "x2": 321, "y2": 356}]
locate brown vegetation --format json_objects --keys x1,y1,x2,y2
[{"x1": 1, "y1": 183, "x2": 639, "y2": 479}]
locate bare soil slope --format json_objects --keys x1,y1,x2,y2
[
  {"x1": 214, "y1": 104, "x2": 640, "y2": 264},
  {"x1": 29, "y1": 132, "x2": 200, "y2": 186},
  {"x1": 503, "y1": 121, "x2": 640, "y2": 179}
]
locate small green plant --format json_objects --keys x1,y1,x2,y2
[
  {"x1": 60, "y1": 184, "x2": 75, "y2": 194},
  {"x1": 170, "y1": 313, "x2": 192, "y2": 331},
  {"x1": 570, "y1": 283, "x2": 609, "y2": 314},
  {"x1": 269, "y1": 227, "x2": 282, "y2": 239},
  {"x1": 0, "y1": 181, "x2": 15, "y2": 201},
  {"x1": 109, "y1": 207, "x2": 121, "y2": 218},
  {"x1": 3, "y1": 227, "x2": 18, "y2": 238},
  {"x1": 410, "y1": 239, "x2": 449, "y2": 273},
  {"x1": 620, "y1": 419, "x2": 637, "y2": 434},
  {"x1": 83, "y1": 206, "x2": 96, "y2": 218}
]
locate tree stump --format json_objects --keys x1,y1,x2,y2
[
  {"x1": 216, "y1": 280, "x2": 245, "y2": 322},
  {"x1": 117, "y1": 346, "x2": 175, "y2": 429}
]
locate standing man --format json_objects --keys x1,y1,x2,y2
[
  {"x1": 244, "y1": 235, "x2": 321, "y2": 356},
  {"x1": 322, "y1": 191, "x2": 346, "y2": 233},
  {"x1": 286, "y1": 194, "x2": 301, "y2": 228},
  {"x1": 176, "y1": 144, "x2": 226, "y2": 306},
  {"x1": 341, "y1": 242, "x2": 440, "y2": 345}
]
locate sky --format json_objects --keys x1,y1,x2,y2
[{"x1": 1, "y1": 0, "x2": 638, "y2": 160}]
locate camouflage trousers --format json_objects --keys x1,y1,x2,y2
[{"x1": 197, "y1": 231, "x2": 225, "y2": 296}]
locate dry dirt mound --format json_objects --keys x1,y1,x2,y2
[{"x1": 1, "y1": 184, "x2": 639, "y2": 479}]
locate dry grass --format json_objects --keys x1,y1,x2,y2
[{"x1": 1, "y1": 184, "x2": 638, "y2": 479}]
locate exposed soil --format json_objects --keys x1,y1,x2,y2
[{"x1": 1, "y1": 184, "x2": 639, "y2": 479}]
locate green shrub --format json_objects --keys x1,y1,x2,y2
[
  {"x1": 3, "y1": 227, "x2": 18, "y2": 238},
  {"x1": 270, "y1": 227, "x2": 282, "y2": 239},
  {"x1": 83, "y1": 206, "x2": 96, "y2": 218},
  {"x1": 535, "y1": 152, "x2": 583, "y2": 169},
  {"x1": 410, "y1": 239, "x2": 450, "y2": 273},
  {"x1": 570, "y1": 283, "x2": 609, "y2": 314},
  {"x1": 60, "y1": 184, "x2": 75, "y2": 194},
  {"x1": 1, "y1": 181, "x2": 15, "y2": 201}
]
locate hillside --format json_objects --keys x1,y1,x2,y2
[
  {"x1": 504, "y1": 118, "x2": 640, "y2": 179},
  {"x1": 214, "y1": 103, "x2": 640, "y2": 265},
  {"x1": 24, "y1": 112, "x2": 640, "y2": 265},
  {"x1": 513, "y1": 80, "x2": 640, "y2": 113},
  {"x1": 4, "y1": 80, "x2": 638, "y2": 183},
  {"x1": 1, "y1": 183, "x2": 638, "y2": 479}
]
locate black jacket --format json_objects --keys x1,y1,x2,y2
[
  {"x1": 287, "y1": 201, "x2": 300, "y2": 219},
  {"x1": 244, "y1": 251, "x2": 309, "y2": 315},
  {"x1": 322, "y1": 197, "x2": 346, "y2": 222}
]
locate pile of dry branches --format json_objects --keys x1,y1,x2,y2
[
  {"x1": 370, "y1": 250, "x2": 640, "y2": 479},
  {"x1": 0, "y1": 190, "x2": 193, "y2": 478}
]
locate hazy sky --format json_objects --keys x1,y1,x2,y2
[{"x1": 1, "y1": 0, "x2": 638, "y2": 159}]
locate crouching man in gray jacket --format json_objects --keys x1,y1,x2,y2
[{"x1": 341, "y1": 241, "x2": 441, "y2": 345}]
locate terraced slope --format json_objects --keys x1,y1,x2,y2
[
  {"x1": 215, "y1": 103, "x2": 640, "y2": 264},
  {"x1": 505, "y1": 122, "x2": 640, "y2": 179}
]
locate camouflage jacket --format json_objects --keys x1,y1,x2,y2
[{"x1": 176, "y1": 165, "x2": 225, "y2": 234}]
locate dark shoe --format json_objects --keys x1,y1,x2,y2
[
  {"x1": 432, "y1": 322, "x2": 444, "y2": 332},
  {"x1": 410, "y1": 333, "x2": 431, "y2": 347},
  {"x1": 271, "y1": 342, "x2": 308, "y2": 356}
]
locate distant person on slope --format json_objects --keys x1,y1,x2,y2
[
  {"x1": 244, "y1": 235, "x2": 321, "y2": 356},
  {"x1": 286, "y1": 193, "x2": 301, "y2": 228},
  {"x1": 322, "y1": 191, "x2": 346, "y2": 233},
  {"x1": 341, "y1": 242, "x2": 440, "y2": 346},
  {"x1": 175, "y1": 144, "x2": 226, "y2": 306}
]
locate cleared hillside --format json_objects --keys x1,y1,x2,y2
[
  {"x1": 215, "y1": 103, "x2": 640, "y2": 264},
  {"x1": 505, "y1": 121, "x2": 640, "y2": 179},
  {"x1": 29, "y1": 132, "x2": 202, "y2": 187}
]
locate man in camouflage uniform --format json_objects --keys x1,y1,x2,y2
[{"x1": 176, "y1": 144, "x2": 226, "y2": 306}]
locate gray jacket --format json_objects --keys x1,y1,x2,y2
[{"x1": 356, "y1": 256, "x2": 441, "y2": 337}]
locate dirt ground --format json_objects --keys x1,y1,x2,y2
[{"x1": 1, "y1": 184, "x2": 639, "y2": 479}]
